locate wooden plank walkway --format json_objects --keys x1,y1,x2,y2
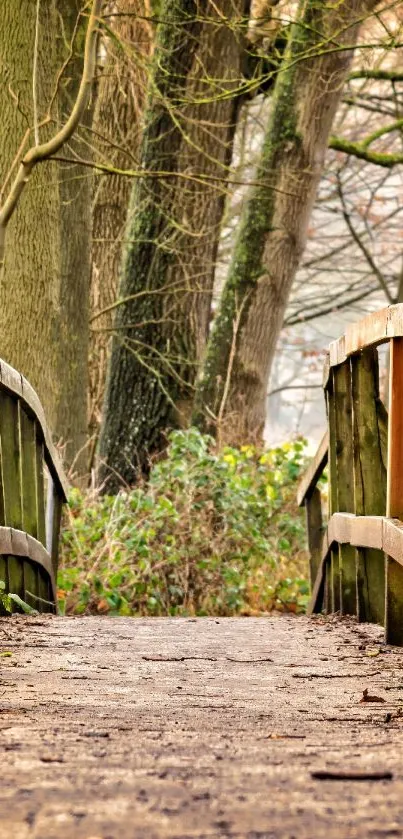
[{"x1": 2, "y1": 615, "x2": 403, "y2": 838}]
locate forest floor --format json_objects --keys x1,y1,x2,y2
[{"x1": 0, "y1": 614, "x2": 403, "y2": 838}]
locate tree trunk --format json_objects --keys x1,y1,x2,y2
[
  {"x1": 0, "y1": 1, "x2": 93, "y2": 474},
  {"x1": 0, "y1": 1, "x2": 61, "y2": 430},
  {"x1": 89, "y1": 0, "x2": 152, "y2": 460},
  {"x1": 193, "y1": 0, "x2": 378, "y2": 444},
  {"x1": 99, "y1": 0, "x2": 246, "y2": 490},
  {"x1": 55, "y1": 0, "x2": 93, "y2": 475}
]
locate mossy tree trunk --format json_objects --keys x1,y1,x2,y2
[
  {"x1": 89, "y1": 0, "x2": 152, "y2": 456},
  {"x1": 99, "y1": 0, "x2": 247, "y2": 490},
  {"x1": 55, "y1": 0, "x2": 93, "y2": 475},
  {"x1": 193, "y1": 0, "x2": 378, "y2": 443}
]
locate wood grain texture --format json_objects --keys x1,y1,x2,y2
[
  {"x1": 327, "y1": 376, "x2": 340, "y2": 611},
  {"x1": 333, "y1": 362, "x2": 356, "y2": 615},
  {"x1": 308, "y1": 513, "x2": 403, "y2": 639},
  {"x1": 305, "y1": 489, "x2": 323, "y2": 587},
  {"x1": 326, "y1": 305, "x2": 403, "y2": 372},
  {"x1": 387, "y1": 338, "x2": 403, "y2": 519},
  {"x1": 385, "y1": 338, "x2": 403, "y2": 643},
  {"x1": 0, "y1": 392, "x2": 22, "y2": 529},
  {"x1": 0, "y1": 526, "x2": 57, "y2": 607}
]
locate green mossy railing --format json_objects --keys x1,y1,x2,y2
[{"x1": 0, "y1": 360, "x2": 68, "y2": 614}]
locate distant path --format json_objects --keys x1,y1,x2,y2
[{"x1": 1, "y1": 614, "x2": 402, "y2": 838}]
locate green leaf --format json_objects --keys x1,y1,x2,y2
[{"x1": 8, "y1": 594, "x2": 39, "y2": 616}]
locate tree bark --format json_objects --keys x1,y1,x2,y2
[
  {"x1": 193, "y1": 0, "x2": 379, "y2": 444},
  {"x1": 99, "y1": 0, "x2": 247, "y2": 489},
  {"x1": 0, "y1": 1, "x2": 61, "y2": 430},
  {"x1": 89, "y1": 0, "x2": 152, "y2": 458},
  {"x1": 0, "y1": 1, "x2": 94, "y2": 473},
  {"x1": 55, "y1": 0, "x2": 93, "y2": 475}
]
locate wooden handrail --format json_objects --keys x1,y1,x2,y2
[
  {"x1": 323, "y1": 304, "x2": 403, "y2": 387},
  {"x1": 299, "y1": 303, "x2": 403, "y2": 644},
  {"x1": 309, "y1": 513, "x2": 403, "y2": 617},
  {"x1": 0, "y1": 359, "x2": 68, "y2": 501},
  {"x1": 0, "y1": 527, "x2": 57, "y2": 603}
]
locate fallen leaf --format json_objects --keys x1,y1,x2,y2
[
  {"x1": 360, "y1": 688, "x2": 385, "y2": 704},
  {"x1": 366, "y1": 647, "x2": 381, "y2": 657}
]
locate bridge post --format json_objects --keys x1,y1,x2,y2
[
  {"x1": 332, "y1": 361, "x2": 357, "y2": 615},
  {"x1": 304, "y1": 488, "x2": 323, "y2": 587},
  {"x1": 386, "y1": 337, "x2": 403, "y2": 645},
  {"x1": 351, "y1": 348, "x2": 386, "y2": 626},
  {"x1": 327, "y1": 373, "x2": 341, "y2": 612}
]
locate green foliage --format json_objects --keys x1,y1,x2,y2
[
  {"x1": 58, "y1": 429, "x2": 309, "y2": 616},
  {"x1": 0, "y1": 580, "x2": 38, "y2": 615}
]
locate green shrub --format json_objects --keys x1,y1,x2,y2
[{"x1": 58, "y1": 428, "x2": 309, "y2": 616}]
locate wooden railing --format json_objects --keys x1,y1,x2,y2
[
  {"x1": 298, "y1": 303, "x2": 403, "y2": 646},
  {"x1": 0, "y1": 360, "x2": 68, "y2": 613}
]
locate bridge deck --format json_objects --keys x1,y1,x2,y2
[{"x1": 1, "y1": 615, "x2": 403, "y2": 838}]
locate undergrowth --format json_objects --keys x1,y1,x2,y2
[{"x1": 58, "y1": 428, "x2": 310, "y2": 616}]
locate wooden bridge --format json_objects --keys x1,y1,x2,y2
[
  {"x1": 0, "y1": 360, "x2": 67, "y2": 614},
  {"x1": 298, "y1": 303, "x2": 403, "y2": 646},
  {"x1": 2, "y1": 310, "x2": 403, "y2": 836}
]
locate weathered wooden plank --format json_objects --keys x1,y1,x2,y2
[
  {"x1": 323, "y1": 353, "x2": 330, "y2": 390},
  {"x1": 383, "y1": 518, "x2": 403, "y2": 559},
  {"x1": 349, "y1": 517, "x2": 384, "y2": 550},
  {"x1": 297, "y1": 431, "x2": 328, "y2": 507},
  {"x1": 324, "y1": 555, "x2": 333, "y2": 615},
  {"x1": 38, "y1": 568, "x2": 52, "y2": 613},
  {"x1": 386, "y1": 337, "x2": 403, "y2": 644},
  {"x1": 351, "y1": 349, "x2": 386, "y2": 626},
  {"x1": 376, "y1": 398, "x2": 388, "y2": 471},
  {"x1": 0, "y1": 361, "x2": 67, "y2": 501},
  {"x1": 344, "y1": 308, "x2": 389, "y2": 358},
  {"x1": 385, "y1": 558, "x2": 403, "y2": 646},
  {"x1": 7, "y1": 556, "x2": 24, "y2": 612},
  {"x1": 0, "y1": 393, "x2": 22, "y2": 529},
  {"x1": 19, "y1": 405, "x2": 38, "y2": 538},
  {"x1": 0, "y1": 360, "x2": 69, "y2": 502},
  {"x1": 0, "y1": 527, "x2": 56, "y2": 609},
  {"x1": 35, "y1": 440, "x2": 46, "y2": 547},
  {"x1": 329, "y1": 335, "x2": 346, "y2": 368},
  {"x1": 310, "y1": 512, "x2": 403, "y2": 634},
  {"x1": 305, "y1": 488, "x2": 323, "y2": 587},
  {"x1": 23, "y1": 559, "x2": 38, "y2": 608},
  {"x1": 387, "y1": 338, "x2": 403, "y2": 518},
  {"x1": 324, "y1": 305, "x2": 403, "y2": 373},
  {"x1": 386, "y1": 304, "x2": 403, "y2": 338},
  {"x1": 51, "y1": 495, "x2": 62, "y2": 582},
  {"x1": 330, "y1": 512, "x2": 355, "y2": 544},
  {"x1": 333, "y1": 361, "x2": 356, "y2": 615},
  {"x1": 0, "y1": 555, "x2": 7, "y2": 615},
  {"x1": 383, "y1": 518, "x2": 403, "y2": 643},
  {"x1": 0, "y1": 445, "x2": 5, "y2": 528},
  {"x1": 326, "y1": 375, "x2": 340, "y2": 612}
]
